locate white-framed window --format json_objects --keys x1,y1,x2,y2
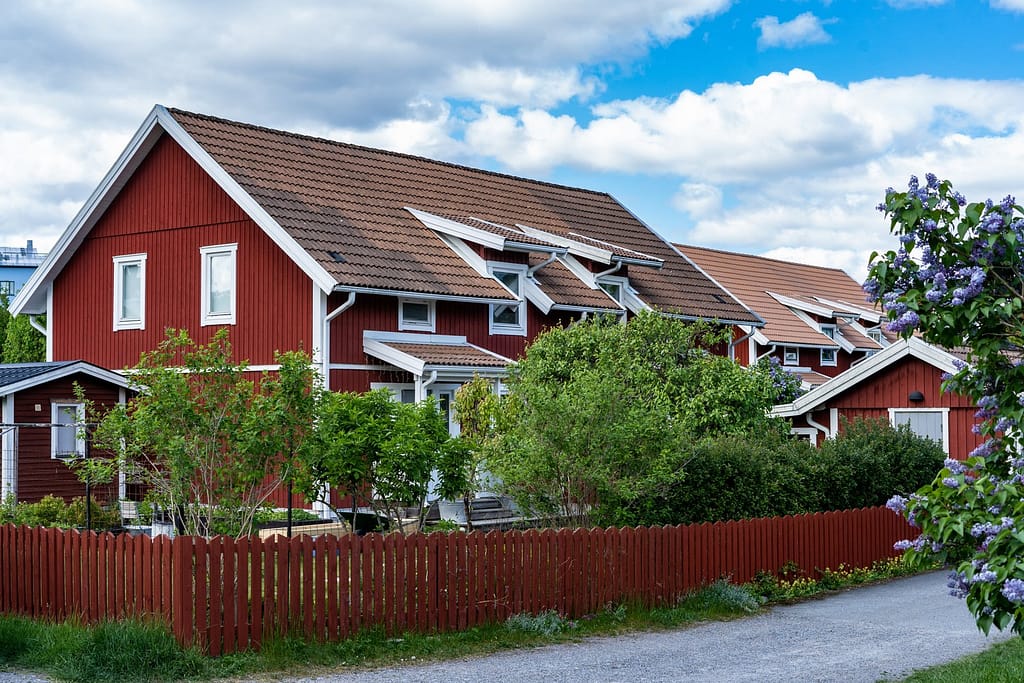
[
  {"x1": 790, "y1": 427, "x2": 819, "y2": 447},
  {"x1": 783, "y1": 347, "x2": 799, "y2": 366},
  {"x1": 488, "y1": 263, "x2": 527, "y2": 336},
  {"x1": 598, "y1": 275, "x2": 628, "y2": 304},
  {"x1": 113, "y1": 253, "x2": 146, "y2": 330},
  {"x1": 820, "y1": 347, "x2": 837, "y2": 366},
  {"x1": 0, "y1": 281, "x2": 14, "y2": 296},
  {"x1": 51, "y1": 402, "x2": 85, "y2": 460},
  {"x1": 398, "y1": 299, "x2": 436, "y2": 332},
  {"x1": 867, "y1": 328, "x2": 883, "y2": 343},
  {"x1": 200, "y1": 244, "x2": 237, "y2": 326},
  {"x1": 820, "y1": 324, "x2": 836, "y2": 339},
  {"x1": 890, "y1": 408, "x2": 950, "y2": 454}
]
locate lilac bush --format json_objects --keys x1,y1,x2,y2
[{"x1": 868, "y1": 175, "x2": 1024, "y2": 636}]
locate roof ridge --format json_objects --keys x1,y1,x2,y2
[
  {"x1": 166, "y1": 107, "x2": 615, "y2": 200},
  {"x1": 677, "y1": 242, "x2": 857, "y2": 280}
]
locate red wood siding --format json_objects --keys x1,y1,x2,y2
[
  {"x1": 12, "y1": 375, "x2": 122, "y2": 504},
  {"x1": 791, "y1": 358, "x2": 982, "y2": 460},
  {"x1": 52, "y1": 135, "x2": 313, "y2": 368}
]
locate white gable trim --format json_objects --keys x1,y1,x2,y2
[
  {"x1": 0, "y1": 362, "x2": 133, "y2": 397},
  {"x1": 12, "y1": 105, "x2": 337, "y2": 317},
  {"x1": 771, "y1": 337, "x2": 959, "y2": 418}
]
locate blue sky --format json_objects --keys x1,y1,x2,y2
[{"x1": 3, "y1": 0, "x2": 1024, "y2": 280}]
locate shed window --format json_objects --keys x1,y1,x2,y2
[
  {"x1": 113, "y1": 253, "x2": 146, "y2": 330},
  {"x1": 51, "y1": 402, "x2": 85, "y2": 459},
  {"x1": 890, "y1": 409, "x2": 949, "y2": 454},
  {"x1": 820, "y1": 347, "x2": 837, "y2": 366},
  {"x1": 201, "y1": 244, "x2": 237, "y2": 326},
  {"x1": 783, "y1": 347, "x2": 799, "y2": 365}
]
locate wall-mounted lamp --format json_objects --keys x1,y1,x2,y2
[{"x1": 908, "y1": 390, "x2": 925, "y2": 402}]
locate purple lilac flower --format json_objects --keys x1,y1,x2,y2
[
  {"x1": 886, "y1": 495, "x2": 908, "y2": 514},
  {"x1": 1002, "y1": 578, "x2": 1024, "y2": 603},
  {"x1": 948, "y1": 571, "x2": 969, "y2": 599},
  {"x1": 969, "y1": 440, "x2": 998, "y2": 459},
  {"x1": 971, "y1": 565, "x2": 998, "y2": 584},
  {"x1": 942, "y1": 477, "x2": 959, "y2": 489},
  {"x1": 944, "y1": 458, "x2": 967, "y2": 474}
]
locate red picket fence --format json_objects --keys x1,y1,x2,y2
[{"x1": 0, "y1": 506, "x2": 915, "y2": 655}]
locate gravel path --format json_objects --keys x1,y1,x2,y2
[
  {"x1": 2, "y1": 571, "x2": 1012, "y2": 683},
  {"x1": 271, "y1": 571, "x2": 1013, "y2": 683}
]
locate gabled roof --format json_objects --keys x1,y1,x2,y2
[
  {"x1": 677, "y1": 245, "x2": 881, "y2": 349},
  {"x1": 770, "y1": 337, "x2": 959, "y2": 418},
  {"x1": 0, "y1": 361, "x2": 132, "y2": 395},
  {"x1": 14, "y1": 106, "x2": 760, "y2": 326}
]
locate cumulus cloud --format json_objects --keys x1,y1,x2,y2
[
  {"x1": 672, "y1": 183, "x2": 723, "y2": 217},
  {"x1": 754, "y1": 12, "x2": 834, "y2": 49},
  {"x1": 991, "y1": 1, "x2": 1024, "y2": 11}
]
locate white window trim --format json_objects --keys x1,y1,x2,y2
[
  {"x1": 790, "y1": 426, "x2": 819, "y2": 447},
  {"x1": 398, "y1": 298, "x2": 436, "y2": 332},
  {"x1": 597, "y1": 275, "x2": 629, "y2": 304},
  {"x1": 487, "y1": 263, "x2": 528, "y2": 336},
  {"x1": 782, "y1": 346, "x2": 799, "y2": 366},
  {"x1": 889, "y1": 407, "x2": 950, "y2": 454},
  {"x1": 51, "y1": 402, "x2": 85, "y2": 460},
  {"x1": 112, "y1": 253, "x2": 146, "y2": 331},
  {"x1": 200, "y1": 243, "x2": 237, "y2": 326},
  {"x1": 820, "y1": 347, "x2": 838, "y2": 367}
]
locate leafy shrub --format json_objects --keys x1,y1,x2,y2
[
  {"x1": 0, "y1": 495, "x2": 121, "y2": 530},
  {"x1": 679, "y1": 578, "x2": 762, "y2": 614}
]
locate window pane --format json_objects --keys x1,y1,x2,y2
[
  {"x1": 492, "y1": 303, "x2": 519, "y2": 325},
  {"x1": 894, "y1": 411, "x2": 943, "y2": 444},
  {"x1": 402, "y1": 301, "x2": 430, "y2": 322},
  {"x1": 494, "y1": 270, "x2": 520, "y2": 295},
  {"x1": 599, "y1": 282, "x2": 622, "y2": 302},
  {"x1": 208, "y1": 253, "x2": 232, "y2": 314},
  {"x1": 121, "y1": 263, "x2": 140, "y2": 320},
  {"x1": 54, "y1": 405, "x2": 81, "y2": 456}
]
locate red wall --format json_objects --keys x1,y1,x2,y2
[
  {"x1": 53, "y1": 135, "x2": 313, "y2": 369},
  {"x1": 791, "y1": 357, "x2": 981, "y2": 460},
  {"x1": 13, "y1": 375, "x2": 122, "y2": 504}
]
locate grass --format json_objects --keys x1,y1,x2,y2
[
  {"x1": 0, "y1": 557, "x2": 925, "y2": 682},
  {"x1": 888, "y1": 637, "x2": 1024, "y2": 682}
]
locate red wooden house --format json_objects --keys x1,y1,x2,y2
[
  {"x1": 770, "y1": 337, "x2": 982, "y2": 459},
  {"x1": 677, "y1": 245, "x2": 890, "y2": 388},
  {"x1": 10, "y1": 105, "x2": 760, "y2": 434},
  {"x1": 0, "y1": 361, "x2": 132, "y2": 503}
]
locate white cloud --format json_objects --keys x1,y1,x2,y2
[
  {"x1": 672, "y1": 183, "x2": 723, "y2": 217},
  {"x1": 885, "y1": 0, "x2": 948, "y2": 8},
  {"x1": 754, "y1": 12, "x2": 834, "y2": 50},
  {"x1": 991, "y1": 0, "x2": 1024, "y2": 11}
]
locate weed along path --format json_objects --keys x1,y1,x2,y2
[{"x1": 275, "y1": 571, "x2": 1012, "y2": 683}]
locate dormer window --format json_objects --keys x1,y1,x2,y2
[
  {"x1": 820, "y1": 347, "x2": 837, "y2": 367},
  {"x1": 820, "y1": 324, "x2": 836, "y2": 339},
  {"x1": 598, "y1": 275, "x2": 628, "y2": 304},
  {"x1": 488, "y1": 263, "x2": 527, "y2": 336},
  {"x1": 783, "y1": 347, "x2": 799, "y2": 366},
  {"x1": 867, "y1": 328, "x2": 882, "y2": 343},
  {"x1": 398, "y1": 299, "x2": 435, "y2": 332}
]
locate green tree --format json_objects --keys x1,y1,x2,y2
[
  {"x1": 293, "y1": 389, "x2": 469, "y2": 533},
  {"x1": 470, "y1": 311, "x2": 791, "y2": 527},
  {"x1": 91, "y1": 329, "x2": 310, "y2": 538},
  {"x1": 3, "y1": 312, "x2": 45, "y2": 362},
  {"x1": 867, "y1": 174, "x2": 1024, "y2": 635}
]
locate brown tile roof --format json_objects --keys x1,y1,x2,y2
[
  {"x1": 836, "y1": 320, "x2": 882, "y2": 351},
  {"x1": 793, "y1": 369, "x2": 832, "y2": 387},
  {"x1": 435, "y1": 215, "x2": 564, "y2": 250},
  {"x1": 564, "y1": 232, "x2": 662, "y2": 264},
  {"x1": 384, "y1": 342, "x2": 509, "y2": 368},
  {"x1": 168, "y1": 109, "x2": 758, "y2": 323},
  {"x1": 679, "y1": 244, "x2": 874, "y2": 346},
  {"x1": 529, "y1": 256, "x2": 623, "y2": 311}
]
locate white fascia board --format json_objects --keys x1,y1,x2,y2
[
  {"x1": 0, "y1": 362, "x2": 134, "y2": 397},
  {"x1": 516, "y1": 225, "x2": 614, "y2": 264},
  {"x1": 364, "y1": 330, "x2": 468, "y2": 345},
  {"x1": 557, "y1": 254, "x2": 599, "y2": 289},
  {"x1": 466, "y1": 341, "x2": 514, "y2": 365},
  {"x1": 813, "y1": 296, "x2": 882, "y2": 323},
  {"x1": 622, "y1": 286, "x2": 651, "y2": 314},
  {"x1": 523, "y1": 278, "x2": 555, "y2": 315},
  {"x1": 787, "y1": 307, "x2": 841, "y2": 348},
  {"x1": 406, "y1": 207, "x2": 506, "y2": 251},
  {"x1": 334, "y1": 284, "x2": 513, "y2": 305},
  {"x1": 154, "y1": 107, "x2": 337, "y2": 293},
  {"x1": 767, "y1": 291, "x2": 836, "y2": 318},
  {"x1": 12, "y1": 108, "x2": 168, "y2": 315},
  {"x1": 843, "y1": 320, "x2": 883, "y2": 351},
  {"x1": 672, "y1": 246, "x2": 764, "y2": 328},
  {"x1": 752, "y1": 329, "x2": 773, "y2": 347},
  {"x1": 363, "y1": 337, "x2": 426, "y2": 376},
  {"x1": 436, "y1": 234, "x2": 490, "y2": 278},
  {"x1": 770, "y1": 337, "x2": 959, "y2": 417}
]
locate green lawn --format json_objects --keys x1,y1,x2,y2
[{"x1": 890, "y1": 637, "x2": 1024, "y2": 683}]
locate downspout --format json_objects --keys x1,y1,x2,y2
[
  {"x1": 594, "y1": 261, "x2": 622, "y2": 279},
  {"x1": 729, "y1": 328, "x2": 754, "y2": 363},
  {"x1": 322, "y1": 291, "x2": 356, "y2": 391},
  {"x1": 806, "y1": 411, "x2": 831, "y2": 444},
  {"x1": 28, "y1": 315, "x2": 46, "y2": 337},
  {"x1": 417, "y1": 370, "x2": 438, "y2": 403},
  {"x1": 527, "y1": 252, "x2": 558, "y2": 277}
]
